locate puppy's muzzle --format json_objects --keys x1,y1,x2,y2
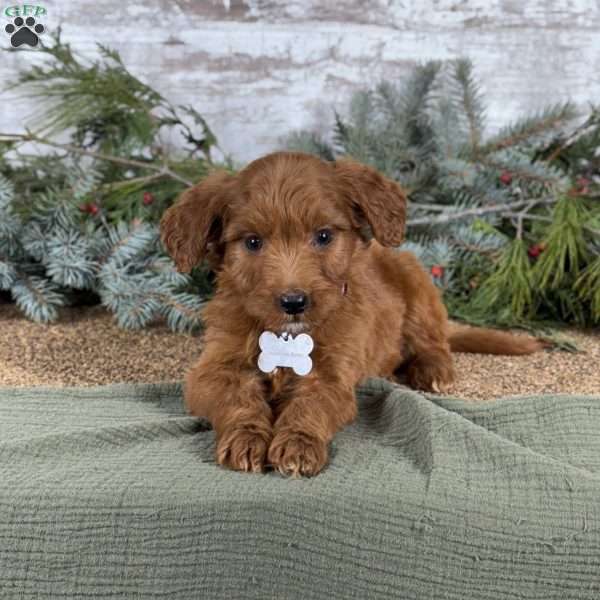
[{"x1": 279, "y1": 290, "x2": 309, "y2": 315}]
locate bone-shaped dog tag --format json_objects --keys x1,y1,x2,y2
[{"x1": 258, "y1": 331, "x2": 314, "y2": 376}]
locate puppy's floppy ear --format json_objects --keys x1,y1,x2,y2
[
  {"x1": 332, "y1": 159, "x2": 406, "y2": 246},
  {"x1": 160, "y1": 171, "x2": 234, "y2": 273}
]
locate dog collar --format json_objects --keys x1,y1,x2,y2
[{"x1": 257, "y1": 331, "x2": 314, "y2": 376}]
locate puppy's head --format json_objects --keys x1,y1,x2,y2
[{"x1": 160, "y1": 152, "x2": 406, "y2": 334}]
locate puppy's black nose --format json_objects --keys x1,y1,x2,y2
[{"x1": 279, "y1": 291, "x2": 308, "y2": 315}]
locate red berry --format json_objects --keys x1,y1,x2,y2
[
  {"x1": 527, "y1": 244, "x2": 541, "y2": 258},
  {"x1": 88, "y1": 203, "x2": 99, "y2": 216},
  {"x1": 573, "y1": 177, "x2": 590, "y2": 195},
  {"x1": 431, "y1": 265, "x2": 444, "y2": 278},
  {"x1": 143, "y1": 191, "x2": 154, "y2": 206},
  {"x1": 499, "y1": 171, "x2": 513, "y2": 185}
]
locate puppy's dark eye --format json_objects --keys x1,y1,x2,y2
[
  {"x1": 314, "y1": 228, "x2": 334, "y2": 247},
  {"x1": 244, "y1": 234, "x2": 263, "y2": 252}
]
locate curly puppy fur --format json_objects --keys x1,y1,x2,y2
[{"x1": 161, "y1": 152, "x2": 544, "y2": 477}]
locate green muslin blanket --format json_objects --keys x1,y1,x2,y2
[{"x1": 1, "y1": 379, "x2": 599, "y2": 599}]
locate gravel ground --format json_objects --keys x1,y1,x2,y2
[{"x1": 0, "y1": 302, "x2": 598, "y2": 399}]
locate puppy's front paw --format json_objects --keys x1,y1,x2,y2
[
  {"x1": 216, "y1": 426, "x2": 272, "y2": 473},
  {"x1": 268, "y1": 431, "x2": 328, "y2": 477},
  {"x1": 406, "y1": 356, "x2": 455, "y2": 393}
]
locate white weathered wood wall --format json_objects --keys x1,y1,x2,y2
[{"x1": 1, "y1": 0, "x2": 599, "y2": 164}]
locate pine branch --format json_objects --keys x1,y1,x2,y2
[
  {"x1": 397, "y1": 61, "x2": 441, "y2": 149},
  {"x1": 480, "y1": 151, "x2": 567, "y2": 190},
  {"x1": 407, "y1": 197, "x2": 556, "y2": 227},
  {"x1": 285, "y1": 130, "x2": 336, "y2": 161},
  {"x1": 96, "y1": 221, "x2": 156, "y2": 267},
  {"x1": 533, "y1": 195, "x2": 590, "y2": 289},
  {"x1": 451, "y1": 59, "x2": 485, "y2": 155},
  {"x1": 45, "y1": 229, "x2": 97, "y2": 289},
  {"x1": 168, "y1": 104, "x2": 221, "y2": 162},
  {"x1": 0, "y1": 131, "x2": 194, "y2": 187},
  {"x1": 0, "y1": 34, "x2": 219, "y2": 332},
  {"x1": 7, "y1": 29, "x2": 164, "y2": 155},
  {"x1": 449, "y1": 239, "x2": 501, "y2": 257},
  {"x1": 437, "y1": 158, "x2": 477, "y2": 189},
  {"x1": 11, "y1": 275, "x2": 65, "y2": 323},
  {"x1": 575, "y1": 256, "x2": 600, "y2": 322},
  {"x1": 447, "y1": 225, "x2": 506, "y2": 257},
  {"x1": 0, "y1": 173, "x2": 15, "y2": 208},
  {"x1": 0, "y1": 259, "x2": 18, "y2": 290},
  {"x1": 158, "y1": 292, "x2": 205, "y2": 333},
  {"x1": 480, "y1": 103, "x2": 578, "y2": 155},
  {"x1": 469, "y1": 239, "x2": 534, "y2": 321},
  {"x1": 543, "y1": 107, "x2": 600, "y2": 163},
  {"x1": 498, "y1": 211, "x2": 600, "y2": 237},
  {"x1": 409, "y1": 202, "x2": 448, "y2": 212}
]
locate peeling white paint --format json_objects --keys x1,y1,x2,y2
[
  {"x1": 125, "y1": 4, "x2": 152, "y2": 17},
  {"x1": 1, "y1": 0, "x2": 599, "y2": 164}
]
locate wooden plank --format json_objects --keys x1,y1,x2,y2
[{"x1": 1, "y1": 0, "x2": 597, "y2": 163}]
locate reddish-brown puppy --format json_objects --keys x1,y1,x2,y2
[{"x1": 161, "y1": 152, "x2": 543, "y2": 477}]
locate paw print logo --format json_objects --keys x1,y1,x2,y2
[{"x1": 5, "y1": 16, "x2": 45, "y2": 48}]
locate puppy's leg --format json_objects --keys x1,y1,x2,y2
[
  {"x1": 268, "y1": 373, "x2": 357, "y2": 477},
  {"x1": 405, "y1": 343, "x2": 454, "y2": 393},
  {"x1": 185, "y1": 345, "x2": 273, "y2": 473},
  {"x1": 381, "y1": 250, "x2": 455, "y2": 392},
  {"x1": 393, "y1": 258, "x2": 455, "y2": 392},
  {"x1": 403, "y1": 304, "x2": 455, "y2": 393}
]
